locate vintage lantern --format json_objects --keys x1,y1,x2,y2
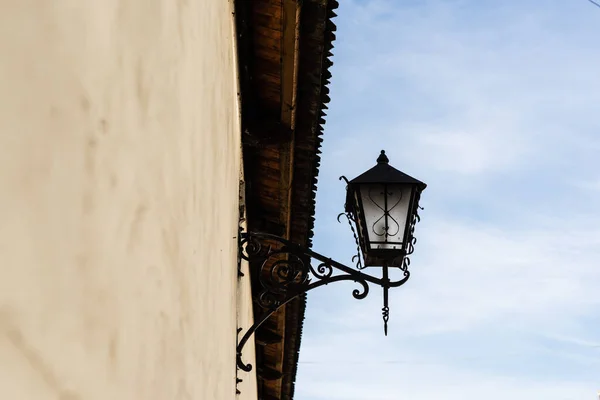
[{"x1": 345, "y1": 150, "x2": 427, "y2": 267}]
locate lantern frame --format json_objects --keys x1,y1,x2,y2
[{"x1": 344, "y1": 150, "x2": 426, "y2": 267}]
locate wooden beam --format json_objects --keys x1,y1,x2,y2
[
  {"x1": 280, "y1": 0, "x2": 301, "y2": 131},
  {"x1": 258, "y1": 365, "x2": 285, "y2": 381},
  {"x1": 256, "y1": 328, "x2": 284, "y2": 346},
  {"x1": 279, "y1": 0, "x2": 300, "y2": 240},
  {"x1": 268, "y1": 1, "x2": 302, "y2": 398}
]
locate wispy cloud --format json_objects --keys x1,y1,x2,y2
[{"x1": 297, "y1": 0, "x2": 600, "y2": 399}]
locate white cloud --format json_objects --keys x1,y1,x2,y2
[
  {"x1": 325, "y1": 0, "x2": 600, "y2": 179},
  {"x1": 297, "y1": 323, "x2": 598, "y2": 400},
  {"x1": 310, "y1": 215, "x2": 600, "y2": 335},
  {"x1": 297, "y1": 0, "x2": 600, "y2": 399},
  {"x1": 297, "y1": 362, "x2": 595, "y2": 400}
]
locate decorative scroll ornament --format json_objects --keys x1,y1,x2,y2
[
  {"x1": 338, "y1": 175, "x2": 365, "y2": 270},
  {"x1": 368, "y1": 186, "x2": 403, "y2": 239},
  {"x1": 236, "y1": 231, "x2": 412, "y2": 373},
  {"x1": 337, "y1": 211, "x2": 364, "y2": 270}
]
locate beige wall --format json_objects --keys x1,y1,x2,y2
[
  {"x1": 0, "y1": 1, "x2": 256, "y2": 399},
  {"x1": 236, "y1": 227, "x2": 258, "y2": 398}
]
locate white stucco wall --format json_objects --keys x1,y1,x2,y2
[{"x1": 0, "y1": 1, "x2": 256, "y2": 399}]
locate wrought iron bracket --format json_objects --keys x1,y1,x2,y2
[{"x1": 236, "y1": 231, "x2": 411, "y2": 373}]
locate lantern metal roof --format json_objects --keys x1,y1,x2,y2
[
  {"x1": 346, "y1": 150, "x2": 426, "y2": 213},
  {"x1": 349, "y1": 150, "x2": 427, "y2": 187}
]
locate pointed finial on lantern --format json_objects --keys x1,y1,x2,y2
[{"x1": 377, "y1": 150, "x2": 389, "y2": 164}]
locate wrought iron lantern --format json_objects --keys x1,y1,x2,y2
[
  {"x1": 236, "y1": 150, "x2": 427, "y2": 378},
  {"x1": 344, "y1": 150, "x2": 427, "y2": 267}
]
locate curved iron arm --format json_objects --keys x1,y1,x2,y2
[{"x1": 236, "y1": 231, "x2": 411, "y2": 372}]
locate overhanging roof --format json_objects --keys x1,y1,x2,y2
[{"x1": 234, "y1": 0, "x2": 338, "y2": 398}]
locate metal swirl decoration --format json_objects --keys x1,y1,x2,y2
[
  {"x1": 239, "y1": 234, "x2": 264, "y2": 261},
  {"x1": 401, "y1": 257, "x2": 411, "y2": 277},
  {"x1": 368, "y1": 186, "x2": 402, "y2": 238},
  {"x1": 257, "y1": 291, "x2": 279, "y2": 309},
  {"x1": 309, "y1": 261, "x2": 334, "y2": 279},
  {"x1": 235, "y1": 231, "x2": 408, "y2": 373},
  {"x1": 337, "y1": 212, "x2": 364, "y2": 270},
  {"x1": 382, "y1": 305, "x2": 390, "y2": 335},
  {"x1": 398, "y1": 195, "x2": 422, "y2": 274},
  {"x1": 268, "y1": 254, "x2": 309, "y2": 288},
  {"x1": 338, "y1": 175, "x2": 365, "y2": 270},
  {"x1": 351, "y1": 278, "x2": 369, "y2": 299},
  {"x1": 253, "y1": 252, "x2": 310, "y2": 308}
]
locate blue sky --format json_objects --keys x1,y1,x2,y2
[{"x1": 295, "y1": 1, "x2": 600, "y2": 399}]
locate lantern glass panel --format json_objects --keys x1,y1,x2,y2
[{"x1": 358, "y1": 183, "x2": 413, "y2": 251}]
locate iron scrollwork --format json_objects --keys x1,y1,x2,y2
[
  {"x1": 236, "y1": 231, "x2": 411, "y2": 373},
  {"x1": 337, "y1": 211, "x2": 364, "y2": 270},
  {"x1": 338, "y1": 175, "x2": 365, "y2": 270}
]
